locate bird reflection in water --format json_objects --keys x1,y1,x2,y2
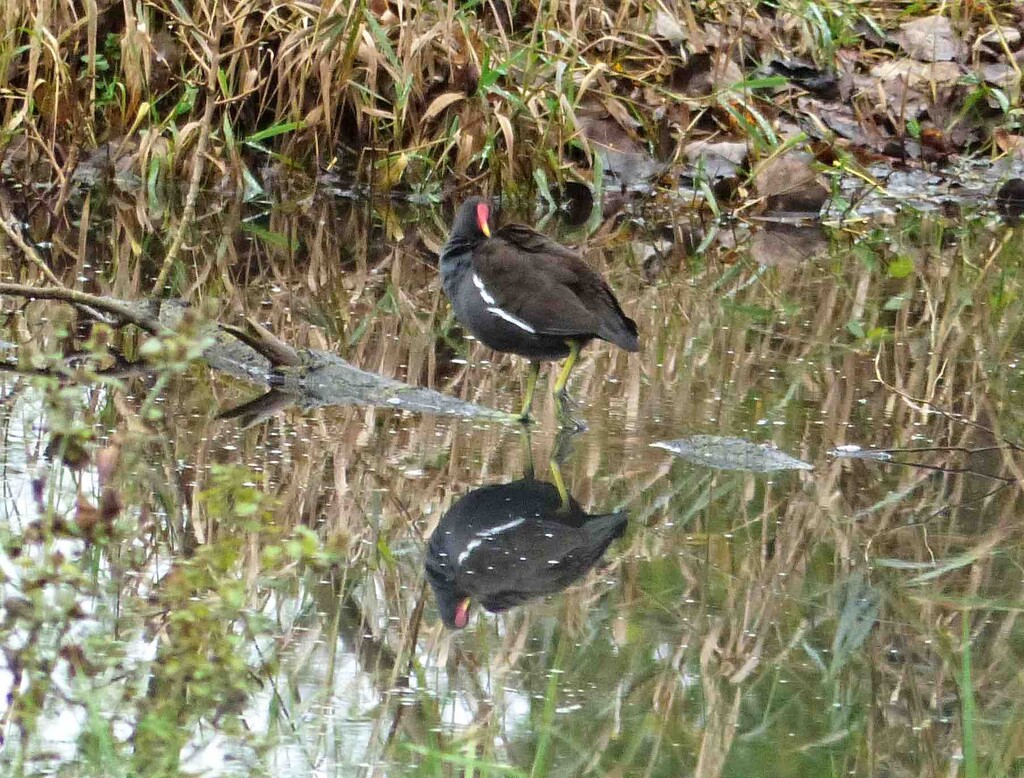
[{"x1": 425, "y1": 437, "x2": 627, "y2": 629}]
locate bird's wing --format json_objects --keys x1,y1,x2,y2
[
  {"x1": 470, "y1": 227, "x2": 604, "y2": 337},
  {"x1": 475, "y1": 224, "x2": 638, "y2": 348},
  {"x1": 493, "y1": 223, "x2": 583, "y2": 262}
]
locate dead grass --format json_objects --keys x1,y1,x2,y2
[{"x1": 1, "y1": 0, "x2": 1021, "y2": 213}]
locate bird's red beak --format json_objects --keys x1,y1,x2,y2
[
  {"x1": 476, "y1": 202, "x2": 491, "y2": 238},
  {"x1": 454, "y1": 597, "x2": 471, "y2": 628}
]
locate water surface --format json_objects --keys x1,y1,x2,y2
[{"x1": 2, "y1": 191, "x2": 1024, "y2": 776}]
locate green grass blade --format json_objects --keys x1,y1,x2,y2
[
  {"x1": 961, "y1": 614, "x2": 978, "y2": 778},
  {"x1": 244, "y1": 121, "x2": 304, "y2": 145}
]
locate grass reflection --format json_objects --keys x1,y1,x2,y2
[{"x1": 1, "y1": 195, "x2": 1024, "y2": 776}]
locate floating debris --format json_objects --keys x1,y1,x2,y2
[
  {"x1": 829, "y1": 445, "x2": 895, "y2": 462},
  {"x1": 651, "y1": 435, "x2": 813, "y2": 472}
]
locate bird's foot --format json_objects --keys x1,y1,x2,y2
[
  {"x1": 560, "y1": 415, "x2": 588, "y2": 433},
  {"x1": 551, "y1": 425, "x2": 581, "y2": 463},
  {"x1": 555, "y1": 390, "x2": 587, "y2": 432},
  {"x1": 516, "y1": 410, "x2": 535, "y2": 426}
]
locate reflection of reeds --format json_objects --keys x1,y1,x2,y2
[{"x1": 3, "y1": 196, "x2": 1024, "y2": 774}]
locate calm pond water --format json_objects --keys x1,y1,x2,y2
[{"x1": 2, "y1": 187, "x2": 1024, "y2": 777}]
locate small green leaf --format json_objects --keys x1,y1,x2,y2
[
  {"x1": 990, "y1": 87, "x2": 1010, "y2": 113},
  {"x1": 222, "y1": 114, "x2": 235, "y2": 148},
  {"x1": 852, "y1": 242, "x2": 877, "y2": 271},
  {"x1": 217, "y1": 67, "x2": 231, "y2": 99},
  {"x1": 80, "y1": 54, "x2": 110, "y2": 72},
  {"x1": 887, "y1": 256, "x2": 914, "y2": 279},
  {"x1": 727, "y1": 75, "x2": 789, "y2": 91},
  {"x1": 235, "y1": 500, "x2": 260, "y2": 516},
  {"x1": 244, "y1": 121, "x2": 304, "y2": 145},
  {"x1": 174, "y1": 85, "x2": 197, "y2": 117},
  {"x1": 376, "y1": 538, "x2": 395, "y2": 565},
  {"x1": 533, "y1": 168, "x2": 554, "y2": 208},
  {"x1": 241, "y1": 223, "x2": 295, "y2": 251}
]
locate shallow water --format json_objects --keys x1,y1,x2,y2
[{"x1": 2, "y1": 190, "x2": 1024, "y2": 776}]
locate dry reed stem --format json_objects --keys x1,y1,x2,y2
[{"x1": 152, "y1": 5, "x2": 224, "y2": 294}]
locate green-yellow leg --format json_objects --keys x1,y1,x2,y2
[
  {"x1": 520, "y1": 422, "x2": 536, "y2": 478},
  {"x1": 552, "y1": 340, "x2": 583, "y2": 426},
  {"x1": 552, "y1": 340, "x2": 581, "y2": 396},
  {"x1": 548, "y1": 459, "x2": 570, "y2": 513},
  {"x1": 518, "y1": 360, "x2": 541, "y2": 423}
]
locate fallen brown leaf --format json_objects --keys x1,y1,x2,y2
[
  {"x1": 749, "y1": 222, "x2": 829, "y2": 267},
  {"x1": 753, "y1": 151, "x2": 829, "y2": 212},
  {"x1": 684, "y1": 139, "x2": 748, "y2": 179},
  {"x1": 896, "y1": 15, "x2": 966, "y2": 63},
  {"x1": 993, "y1": 129, "x2": 1024, "y2": 159}
]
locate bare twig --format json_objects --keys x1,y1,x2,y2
[
  {"x1": 0, "y1": 204, "x2": 65, "y2": 287},
  {"x1": 874, "y1": 344, "x2": 1023, "y2": 451}
]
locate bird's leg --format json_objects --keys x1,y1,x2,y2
[
  {"x1": 552, "y1": 340, "x2": 581, "y2": 398},
  {"x1": 549, "y1": 459, "x2": 570, "y2": 513},
  {"x1": 553, "y1": 340, "x2": 585, "y2": 428},
  {"x1": 520, "y1": 423, "x2": 536, "y2": 479},
  {"x1": 518, "y1": 360, "x2": 541, "y2": 423},
  {"x1": 551, "y1": 425, "x2": 581, "y2": 464}
]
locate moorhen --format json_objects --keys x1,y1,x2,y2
[
  {"x1": 425, "y1": 466, "x2": 627, "y2": 629},
  {"x1": 439, "y1": 197, "x2": 639, "y2": 423}
]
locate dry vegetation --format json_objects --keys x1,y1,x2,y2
[
  {"x1": 1, "y1": 0, "x2": 1022, "y2": 211},
  {"x1": 2, "y1": 1, "x2": 1024, "y2": 775}
]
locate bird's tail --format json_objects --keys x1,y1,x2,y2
[
  {"x1": 582, "y1": 511, "x2": 629, "y2": 545},
  {"x1": 599, "y1": 315, "x2": 639, "y2": 352}
]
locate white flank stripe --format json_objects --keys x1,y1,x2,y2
[
  {"x1": 472, "y1": 273, "x2": 496, "y2": 304},
  {"x1": 457, "y1": 539, "x2": 483, "y2": 566},
  {"x1": 478, "y1": 518, "x2": 525, "y2": 537},
  {"x1": 487, "y1": 307, "x2": 536, "y2": 334},
  {"x1": 456, "y1": 518, "x2": 525, "y2": 566}
]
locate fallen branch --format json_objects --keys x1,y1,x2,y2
[
  {"x1": 0, "y1": 285, "x2": 507, "y2": 422},
  {"x1": 0, "y1": 360, "x2": 156, "y2": 380},
  {"x1": 219, "y1": 316, "x2": 302, "y2": 367},
  {"x1": 0, "y1": 283, "x2": 167, "y2": 334}
]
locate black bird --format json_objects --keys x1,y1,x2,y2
[
  {"x1": 425, "y1": 470, "x2": 627, "y2": 629},
  {"x1": 439, "y1": 197, "x2": 639, "y2": 423}
]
